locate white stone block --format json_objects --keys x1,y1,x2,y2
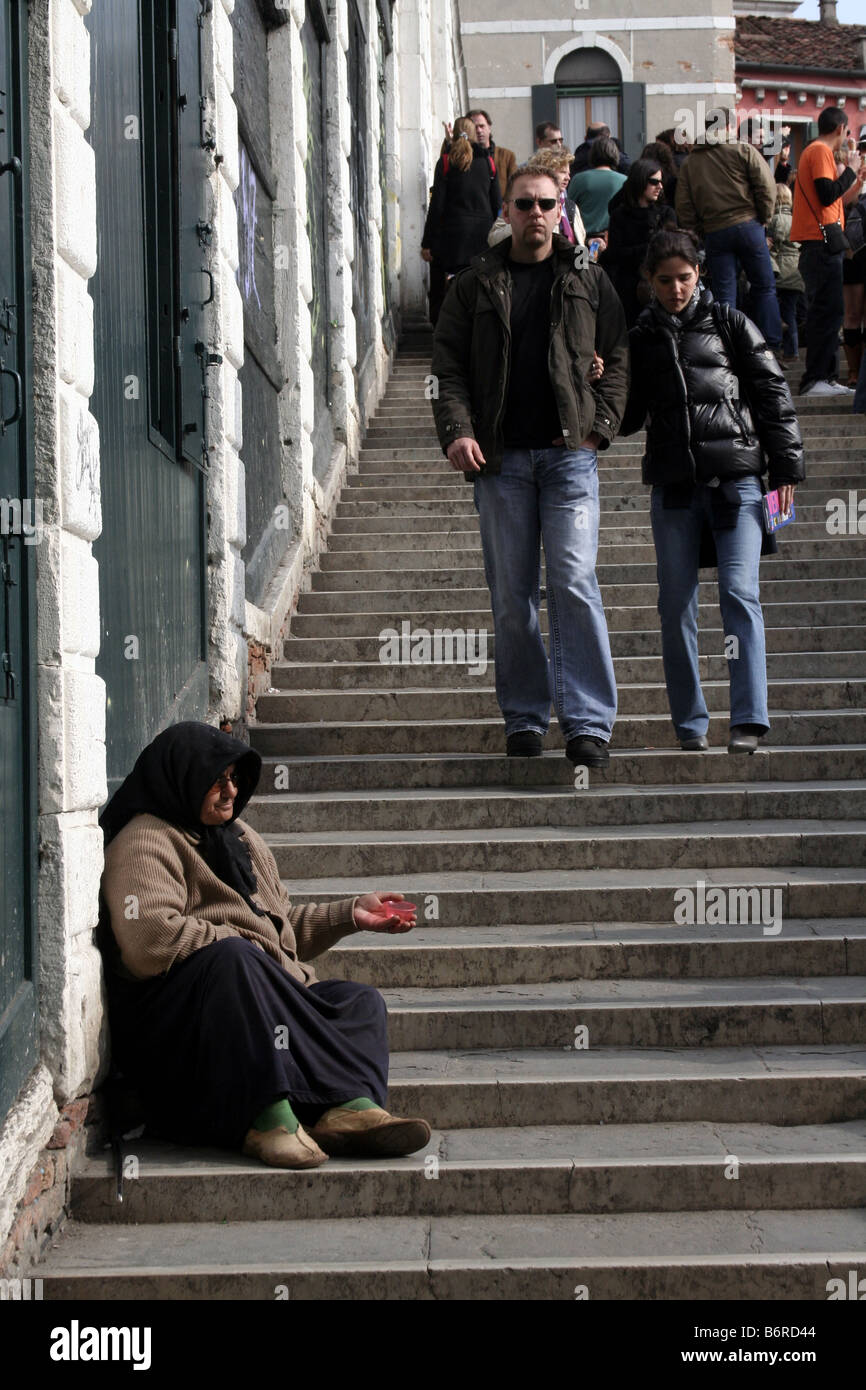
[
  {"x1": 297, "y1": 224, "x2": 313, "y2": 306},
  {"x1": 55, "y1": 260, "x2": 94, "y2": 395},
  {"x1": 220, "y1": 359, "x2": 242, "y2": 451},
  {"x1": 221, "y1": 445, "x2": 245, "y2": 549},
  {"x1": 0, "y1": 1067, "x2": 57, "y2": 1252},
  {"x1": 64, "y1": 941, "x2": 107, "y2": 1090},
  {"x1": 217, "y1": 170, "x2": 239, "y2": 274},
  {"x1": 213, "y1": 0, "x2": 234, "y2": 92},
  {"x1": 220, "y1": 0, "x2": 236, "y2": 15},
  {"x1": 215, "y1": 72, "x2": 239, "y2": 193},
  {"x1": 220, "y1": 264, "x2": 245, "y2": 370},
  {"x1": 57, "y1": 385, "x2": 101, "y2": 543},
  {"x1": 36, "y1": 524, "x2": 63, "y2": 667},
  {"x1": 290, "y1": 24, "x2": 308, "y2": 158},
  {"x1": 71, "y1": 0, "x2": 92, "y2": 13},
  {"x1": 63, "y1": 670, "x2": 107, "y2": 812},
  {"x1": 37, "y1": 664, "x2": 65, "y2": 815},
  {"x1": 52, "y1": 0, "x2": 91, "y2": 131},
  {"x1": 53, "y1": 104, "x2": 97, "y2": 280},
  {"x1": 60, "y1": 532, "x2": 100, "y2": 660},
  {"x1": 299, "y1": 353, "x2": 315, "y2": 436},
  {"x1": 289, "y1": 0, "x2": 304, "y2": 29}
]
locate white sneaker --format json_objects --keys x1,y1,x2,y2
[
  {"x1": 801, "y1": 380, "x2": 841, "y2": 396},
  {"x1": 828, "y1": 380, "x2": 855, "y2": 394}
]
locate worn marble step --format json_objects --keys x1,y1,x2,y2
[
  {"x1": 280, "y1": 626, "x2": 866, "y2": 663},
  {"x1": 314, "y1": 920, "x2": 866, "y2": 989},
  {"x1": 288, "y1": 596, "x2": 866, "y2": 635},
  {"x1": 249, "y1": 710, "x2": 866, "y2": 756},
  {"x1": 297, "y1": 573, "x2": 866, "y2": 613},
  {"x1": 270, "y1": 650, "x2": 866, "y2": 689},
  {"x1": 280, "y1": 866, "x2": 866, "y2": 926},
  {"x1": 379, "y1": 976, "x2": 866, "y2": 1051},
  {"x1": 68, "y1": 1120, "x2": 866, "y2": 1225},
  {"x1": 264, "y1": 818, "x2": 866, "y2": 878},
  {"x1": 244, "y1": 781, "x2": 866, "y2": 836},
  {"x1": 34, "y1": 1207, "x2": 866, "y2": 1300},
  {"x1": 319, "y1": 533, "x2": 860, "y2": 563},
  {"x1": 312, "y1": 544, "x2": 866, "y2": 585},
  {"x1": 382, "y1": 1043, "x2": 866, "y2": 1129},
  {"x1": 255, "y1": 745, "x2": 866, "y2": 792}
]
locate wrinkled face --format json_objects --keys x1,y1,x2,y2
[
  {"x1": 650, "y1": 256, "x2": 700, "y2": 313},
  {"x1": 504, "y1": 174, "x2": 560, "y2": 251},
  {"x1": 200, "y1": 763, "x2": 238, "y2": 826},
  {"x1": 472, "y1": 113, "x2": 491, "y2": 146}
]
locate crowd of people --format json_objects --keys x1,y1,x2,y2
[{"x1": 427, "y1": 104, "x2": 866, "y2": 768}]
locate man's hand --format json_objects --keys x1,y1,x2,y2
[
  {"x1": 421, "y1": 248, "x2": 433, "y2": 262},
  {"x1": 443, "y1": 121, "x2": 453, "y2": 142},
  {"x1": 353, "y1": 891, "x2": 416, "y2": 934},
  {"x1": 581, "y1": 431, "x2": 601, "y2": 450},
  {"x1": 777, "y1": 484, "x2": 796, "y2": 517},
  {"x1": 588, "y1": 352, "x2": 604, "y2": 382},
  {"x1": 844, "y1": 146, "x2": 862, "y2": 174},
  {"x1": 447, "y1": 436, "x2": 486, "y2": 472}
]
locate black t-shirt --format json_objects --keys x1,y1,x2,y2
[{"x1": 502, "y1": 254, "x2": 562, "y2": 448}]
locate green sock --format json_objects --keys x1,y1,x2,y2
[
  {"x1": 337, "y1": 1097, "x2": 379, "y2": 1112},
  {"x1": 253, "y1": 1098, "x2": 299, "y2": 1134}
]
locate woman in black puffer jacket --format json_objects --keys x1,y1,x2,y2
[{"x1": 620, "y1": 228, "x2": 805, "y2": 753}]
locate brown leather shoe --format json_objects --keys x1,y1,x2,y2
[
  {"x1": 308, "y1": 1106, "x2": 432, "y2": 1158},
  {"x1": 241, "y1": 1123, "x2": 328, "y2": 1169}
]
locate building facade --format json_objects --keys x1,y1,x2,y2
[{"x1": 0, "y1": 0, "x2": 466, "y2": 1270}]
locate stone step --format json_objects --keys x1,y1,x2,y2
[
  {"x1": 270, "y1": 650, "x2": 866, "y2": 689},
  {"x1": 264, "y1": 818, "x2": 866, "y2": 878},
  {"x1": 34, "y1": 1206, "x2": 866, "y2": 1299},
  {"x1": 256, "y1": 745, "x2": 866, "y2": 792},
  {"x1": 287, "y1": 596, "x2": 866, "y2": 635},
  {"x1": 279, "y1": 866, "x2": 866, "y2": 925},
  {"x1": 256, "y1": 681, "x2": 866, "y2": 724},
  {"x1": 244, "y1": 781, "x2": 866, "y2": 836},
  {"x1": 318, "y1": 533, "x2": 858, "y2": 562},
  {"x1": 279, "y1": 628, "x2": 866, "y2": 664},
  {"x1": 298, "y1": 569, "x2": 866, "y2": 609},
  {"x1": 315, "y1": 920, "x2": 866, "y2": 989},
  {"x1": 67, "y1": 1119, "x2": 866, "y2": 1224},
  {"x1": 378, "y1": 976, "x2": 866, "y2": 1051}
]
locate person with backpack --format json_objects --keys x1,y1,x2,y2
[
  {"x1": 767, "y1": 182, "x2": 805, "y2": 363},
  {"x1": 620, "y1": 229, "x2": 805, "y2": 755},
  {"x1": 421, "y1": 117, "x2": 501, "y2": 323}
]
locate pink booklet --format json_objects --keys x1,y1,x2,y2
[{"x1": 762, "y1": 488, "x2": 795, "y2": 534}]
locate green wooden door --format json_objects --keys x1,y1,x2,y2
[
  {"x1": 0, "y1": 0, "x2": 37, "y2": 1120},
  {"x1": 88, "y1": 0, "x2": 211, "y2": 794}
]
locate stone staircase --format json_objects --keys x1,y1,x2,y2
[{"x1": 38, "y1": 326, "x2": 866, "y2": 1299}]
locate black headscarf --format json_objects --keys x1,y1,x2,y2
[{"x1": 99, "y1": 721, "x2": 266, "y2": 916}]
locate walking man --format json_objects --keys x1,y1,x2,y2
[
  {"x1": 430, "y1": 166, "x2": 629, "y2": 766},
  {"x1": 676, "y1": 117, "x2": 782, "y2": 349},
  {"x1": 790, "y1": 107, "x2": 865, "y2": 397}
]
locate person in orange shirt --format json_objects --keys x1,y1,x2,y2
[{"x1": 791, "y1": 107, "x2": 865, "y2": 396}]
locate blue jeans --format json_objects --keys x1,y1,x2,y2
[
  {"x1": 776, "y1": 287, "x2": 801, "y2": 358},
  {"x1": 798, "y1": 240, "x2": 845, "y2": 389},
  {"x1": 473, "y1": 446, "x2": 617, "y2": 742},
  {"x1": 650, "y1": 478, "x2": 769, "y2": 740},
  {"x1": 703, "y1": 219, "x2": 783, "y2": 348}
]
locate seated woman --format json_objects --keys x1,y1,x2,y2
[{"x1": 99, "y1": 721, "x2": 431, "y2": 1170}]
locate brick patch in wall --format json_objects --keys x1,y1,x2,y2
[{"x1": 0, "y1": 1097, "x2": 94, "y2": 1279}]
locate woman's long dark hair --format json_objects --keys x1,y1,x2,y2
[
  {"x1": 644, "y1": 227, "x2": 702, "y2": 277},
  {"x1": 622, "y1": 158, "x2": 664, "y2": 209}
]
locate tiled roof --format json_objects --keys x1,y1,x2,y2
[{"x1": 735, "y1": 15, "x2": 866, "y2": 72}]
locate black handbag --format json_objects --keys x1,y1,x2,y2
[{"x1": 796, "y1": 171, "x2": 850, "y2": 253}]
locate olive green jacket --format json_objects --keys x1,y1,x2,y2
[
  {"x1": 675, "y1": 139, "x2": 778, "y2": 235},
  {"x1": 430, "y1": 234, "x2": 629, "y2": 476}
]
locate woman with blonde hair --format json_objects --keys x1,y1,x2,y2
[
  {"x1": 421, "y1": 116, "x2": 501, "y2": 321},
  {"x1": 767, "y1": 180, "x2": 805, "y2": 363}
]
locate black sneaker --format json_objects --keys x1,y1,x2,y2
[
  {"x1": 506, "y1": 731, "x2": 544, "y2": 757},
  {"x1": 565, "y1": 736, "x2": 610, "y2": 767}
]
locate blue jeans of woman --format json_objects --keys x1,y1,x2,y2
[
  {"x1": 777, "y1": 287, "x2": 802, "y2": 358},
  {"x1": 473, "y1": 445, "x2": 617, "y2": 743},
  {"x1": 650, "y1": 478, "x2": 769, "y2": 741}
]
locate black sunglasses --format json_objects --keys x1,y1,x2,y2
[
  {"x1": 513, "y1": 196, "x2": 558, "y2": 212},
  {"x1": 647, "y1": 177, "x2": 663, "y2": 186}
]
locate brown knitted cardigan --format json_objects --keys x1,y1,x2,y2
[{"x1": 101, "y1": 812, "x2": 358, "y2": 985}]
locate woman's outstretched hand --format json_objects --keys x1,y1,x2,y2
[{"x1": 354, "y1": 891, "x2": 417, "y2": 933}]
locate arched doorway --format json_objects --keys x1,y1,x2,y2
[{"x1": 554, "y1": 48, "x2": 623, "y2": 150}]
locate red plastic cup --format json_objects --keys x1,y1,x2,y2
[{"x1": 373, "y1": 900, "x2": 417, "y2": 919}]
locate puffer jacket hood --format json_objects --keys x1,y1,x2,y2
[{"x1": 621, "y1": 288, "x2": 805, "y2": 488}]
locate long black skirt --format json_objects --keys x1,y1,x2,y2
[{"x1": 106, "y1": 938, "x2": 390, "y2": 1150}]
